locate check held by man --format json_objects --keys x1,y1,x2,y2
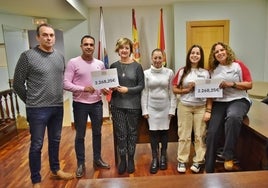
[{"x1": 92, "y1": 68, "x2": 119, "y2": 90}]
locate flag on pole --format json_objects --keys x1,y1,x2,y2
[
  {"x1": 157, "y1": 8, "x2": 167, "y2": 66},
  {"x1": 98, "y1": 7, "x2": 111, "y2": 103},
  {"x1": 98, "y1": 7, "x2": 109, "y2": 69},
  {"x1": 132, "y1": 9, "x2": 140, "y2": 63}
]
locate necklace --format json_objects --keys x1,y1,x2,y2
[{"x1": 120, "y1": 63, "x2": 128, "y2": 77}]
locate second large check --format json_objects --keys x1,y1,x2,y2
[
  {"x1": 91, "y1": 68, "x2": 119, "y2": 89},
  {"x1": 195, "y1": 79, "x2": 223, "y2": 98}
]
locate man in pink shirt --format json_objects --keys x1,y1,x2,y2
[{"x1": 64, "y1": 35, "x2": 110, "y2": 178}]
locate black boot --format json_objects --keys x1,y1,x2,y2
[
  {"x1": 159, "y1": 155, "x2": 167, "y2": 170},
  {"x1": 118, "y1": 155, "x2": 126, "y2": 175},
  {"x1": 150, "y1": 157, "x2": 159, "y2": 174},
  {"x1": 127, "y1": 155, "x2": 135, "y2": 174}
]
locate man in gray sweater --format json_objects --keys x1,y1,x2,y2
[{"x1": 13, "y1": 23, "x2": 74, "y2": 188}]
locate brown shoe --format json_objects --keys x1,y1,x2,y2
[
  {"x1": 32, "y1": 183, "x2": 41, "y2": 188},
  {"x1": 224, "y1": 160, "x2": 234, "y2": 171},
  {"x1": 50, "y1": 169, "x2": 74, "y2": 180}
]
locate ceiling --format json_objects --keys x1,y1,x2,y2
[
  {"x1": 0, "y1": 0, "x2": 84, "y2": 20},
  {"x1": 83, "y1": 0, "x2": 180, "y2": 8},
  {"x1": 0, "y1": 0, "x2": 182, "y2": 20}
]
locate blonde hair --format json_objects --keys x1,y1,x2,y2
[{"x1": 115, "y1": 37, "x2": 133, "y2": 54}]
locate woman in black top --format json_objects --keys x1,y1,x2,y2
[{"x1": 110, "y1": 37, "x2": 144, "y2": 174}]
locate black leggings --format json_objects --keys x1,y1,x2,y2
[{"x1": 150, "y1": 130, "x2": 169, "y2": 157}]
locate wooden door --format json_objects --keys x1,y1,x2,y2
[{"x1": 186, "y1": 20, "x2": 230, "y2": 69}]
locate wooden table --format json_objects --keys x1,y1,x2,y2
[
  {"x1": 237, "y1": 100, "x2": 268, "y2": 170},
  {"x1": 248, "y1": 81, "x2": 268, "y2": 100},
  {"x1": 77, "y1": 170, "x2": 268, "y2": 188}
]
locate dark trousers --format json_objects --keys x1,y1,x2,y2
[
  {"x1": 205, "y1": 98, "x2": 251, "y2": 173},
  {"x1": 111, "y1": 105, "x2": 141, "y2": 156},
  {"x1": 73, "y1": 101, "x2": 103, "y2": 165},
  {"x1": 150, "y1": 130, "x2": 168, "y2": 157},
  {"x1": 27, "y1": 106, "x2": 63, "y2": 184}
]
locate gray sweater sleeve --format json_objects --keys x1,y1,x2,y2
[{"x1": 13, "y1": 52, "x2": 28, "y2": 103}]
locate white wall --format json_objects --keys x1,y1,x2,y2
[
  {"x1": 86, "y1": 0, "x2": 267, "y2": 81},
  {"x1": 174, "y1": 0, "x2": 267, "y2": 81},
  {"x1": 88, "y1": 6, "x2": 174, "y2": 71},
  {"x1": 265, "y1": 1, "x2": 268, "y2": 81},
  {"x1": 0, "y1": 13, "x2": 35, "y2": 91},
  {"x1": 4, "y1": 29, "x2": 29, "y2": 79},
  {"x1": 64, "y1": 20, "x2": 88, "y2": 61}
]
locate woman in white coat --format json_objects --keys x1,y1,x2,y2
[{"x1": 141, "y1": 48, "x2": 177, "y2": 174}]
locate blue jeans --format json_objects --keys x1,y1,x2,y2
[
  {"x1": 73, "y1": 100, "x2": 103, "y2": 165},
  {"x1": 205, "y1": 98, "x2": 251, "y2": 173},
  {"x1": 26, "y1": 106, "x2": 63, "y2": 184}
]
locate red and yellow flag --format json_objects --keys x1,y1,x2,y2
[
  {"x1": 132, "y1": 9, "x2": 140, "y2": 63},
  {"x1": 157, "y1": 8, "x2": 166, "y2": 66}
]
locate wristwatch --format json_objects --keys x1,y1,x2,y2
[{"x1": 232, "y1": 82, "x2": 237, "y2": 88}]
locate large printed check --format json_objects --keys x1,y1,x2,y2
[
  {"x1": 91, "y1": 68, "x2": 119, "y2": 89},
  {"x1": 194, "y1": 79, "x2": 223, "y2": 98}
]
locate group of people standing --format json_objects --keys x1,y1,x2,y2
[{"x1": 12, "y1": 23, "x2": 252, "y2": 188}]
